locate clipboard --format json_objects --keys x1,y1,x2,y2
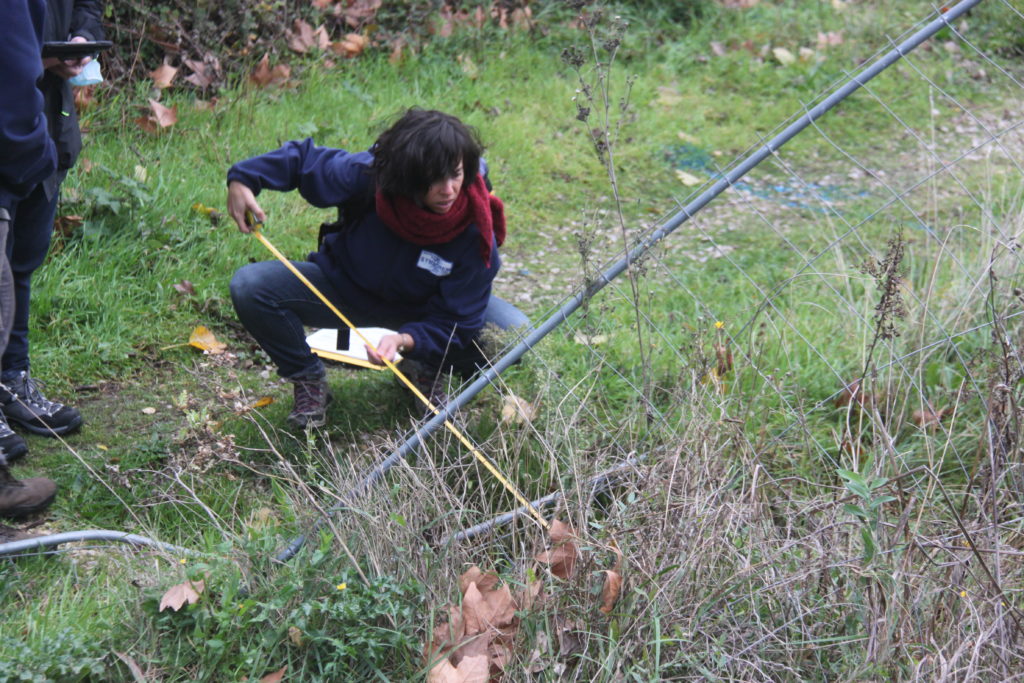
[
  {"x1": 306, "y1": 327, "x2": 402, "y2": 370},
  {"x1": 42, "y1": 40, "x2": 113, "y2": 59}
]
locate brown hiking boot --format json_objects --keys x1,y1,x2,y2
[
  {"x1": 287, "y1": 375, "x2": 332, "y2": 428},
  {"x1": 0, "y1": 465, "x2": 56, "y2": 520},
  {"x1": 398, "y1": 359, "x2": 449, "y2": 412}
]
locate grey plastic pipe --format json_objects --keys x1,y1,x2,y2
[{"x1": 0, "y1": 528, "x2": 198, "y2": 558}]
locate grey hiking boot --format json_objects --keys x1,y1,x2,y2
[
  {"x1": 287, "y1": 375, "x2": 332, "y2": 428},
  {"x1": 0, "y1": 371, "x2": 83, "y2": 436},
  {"x1": 0, "y1": 412, "x2": 27, "y2": 463},
  {"x1": 0, "y1": 465, "x2": 56, "y2": 520}
]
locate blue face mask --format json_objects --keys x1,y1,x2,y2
[{"x1": 69, "y1": 59, "x2": 103, "y2": 87}]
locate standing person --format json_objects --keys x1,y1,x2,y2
[
  {"x1": 0, "y1": 0, "x2": 60, "y2": 520},
  {"x1": 0, "y1": 0, "x2": 104, "y2": 453},
  {"x1": 227, "y1": 108, "x2": 528, "y2": 428}
]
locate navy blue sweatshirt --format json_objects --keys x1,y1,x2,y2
[
  {"x1": 0, "y1": 0, "x2": 57, "y2": 209},
  {"x1": 227, "y1": 139, "x2": 501, "y2": 363}
]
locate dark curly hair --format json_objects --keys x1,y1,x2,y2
[{"x1": 371, "y1": 108, "x2": 483, "y2": 200}]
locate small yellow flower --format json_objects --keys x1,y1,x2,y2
[
  {"x1": 714, "y1": 321, "x2": 725, "y2": 329},
  {"x1": 179, "y1": 558, "x2": 188, "y2": 565},
  {"x1": 336, "y1": 583, "x2": 347, "y2": 591},
  {"x1": 960, "y1": 590, "x2": 967, "y2": 598}
]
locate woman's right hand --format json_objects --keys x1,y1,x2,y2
[{"x1": 227, "y1": 181, "x2": 265, "y2": 233}]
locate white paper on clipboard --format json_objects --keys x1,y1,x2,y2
[{"x1": 306, "y1": 327, "x2": 402, "y2": 370}]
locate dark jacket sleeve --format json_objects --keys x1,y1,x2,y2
[
  {"x1": 0, "y1": 0, "x2": 57, "y2": 209},
  {"x1": 227, "y1": 139, "x2": 372, "y2": 208},
  {"x1": 70, "y1": 0, "x2": 105, "y2": 40}
]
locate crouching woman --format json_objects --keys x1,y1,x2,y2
[{"x1": 226, "y1": 108, "x2": 527, "y2": 428}]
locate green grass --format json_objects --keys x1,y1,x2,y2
[{"x1": 2, "y1": 0, "x2": 1023, "y2": 680}]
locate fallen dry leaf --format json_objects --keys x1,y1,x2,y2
[
  {"x1": 159, "y1": 579, "x2": 204, "y2": 612},
  {"x1": 772, "y1": 47, "x2": 796, "y2": 65},
  {"x1": 500, "y1": 395, "x2": 536, "y2": 425},
  {"x1": 573, "y1": 332, "x2": 608, "y2": 346},
  {"x1": 710, "y1": 41, "x2": 727, "y2": 56},
  {"x1": 599, "y1": 570, "x2": 622, "y2": 614},
  {"x1": 183, "y1": 57, "x2": 216, "y2": 89},
  {"x1": 459, "y1": 566, "x2": 500, "y2": 595},
  {"x1": 250, "y1": 54, "x2": 292, "y2": 87},
  {"x1": 189, "y1": 325, "x2": 227, "y2": 354},
  {"x1": 141, "y1": 407, "x2": 156, "y2": 415},
  {"x1": 549, "y1": 519, "x2": 575, "y2": 545},
  {"x1": 388, "y1": 38, "x2": 406, "y2": 65},
  {"x1": 260, "y1": 666, "x2": 287, "y2": 683},
  {"x1": 288, "y1": 625, "x2": 303, "y2": 646},
  {"x1": 340, "y1": 0, "x2": 381, "y2": 28},
  {"x1": 173, "y1": 280, "x2": 196, "y2": 296},
  {"x1": 331, "y1": 33, "x2": 368, "y2": 58},
  {"x1": 451, "y1": 628, "x2": 489, "y2": 665},
  {"x1": 73, "y1": 85, "x2": 97, "y2": 110},
  {"x1": 53, "y1": 214, "x2": 84, "y2": 240},
  {"x1": 461, "y1": 581, "x2": 517, "y2": 637},
  {"x1": 150, "y1": 63, "x2": 178, "y2": 89},
  {"x1": 253, "y1": 396, "x2": 274, "y2": 408},
  {"x1": 536, "y1": 520, "x2": 579, "y2": 580},
  {"x1": 817, "y1": 30, "x2": 844, "y2": 49},
  {"x1": 313, "y1": 25, "x2": 331, "y2": 50},
  {"x1": 913, "y1": 405, "x2": 950, "y2": 430},
  {"x1": 135, "y1": 100, "x2": 177, "y2": 133},
  {"x1": 460, "y1": 584, "x2": 487, "y2": 637},
  {"x1": 835, "y1": 379, "x2": 882, "y2": 410},
  {"x1": 149, "y1": 99, "x2": 177, "y2": 128},
  {"x1": 286, "y1": 19, "x2": 317, "y2": 53},
  {"x1": 426, "y1": 654, "x2": 488, "y2": 683},
  {"x1": 536, "y1": 544, "x2": 577, "y2": 580},
  {"x1": 675, "y1": 169, "x2": 702, "y2": 187}
]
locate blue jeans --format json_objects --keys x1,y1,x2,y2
[{"x1": 230, "y1": 260, "x2": 529, "y2": 379}]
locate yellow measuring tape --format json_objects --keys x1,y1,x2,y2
[{"x1": 249, "y1": 225, "x2": 549, "y2": 531}]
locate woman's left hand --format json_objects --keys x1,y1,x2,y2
[{"x1": 366, "y1": 333, "x2": 412, "y2": 365}]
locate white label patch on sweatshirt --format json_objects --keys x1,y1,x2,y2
[{"x1": 417, "y1": 250, "x2": 453, "y2": 277}]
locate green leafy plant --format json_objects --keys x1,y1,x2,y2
[{"x1": 838, "y1": 464, "x2": 897, "y2": 563}]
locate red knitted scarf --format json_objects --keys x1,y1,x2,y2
[{"x1": 375, "y1": 175, "x2": 506, "y2": 268}]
